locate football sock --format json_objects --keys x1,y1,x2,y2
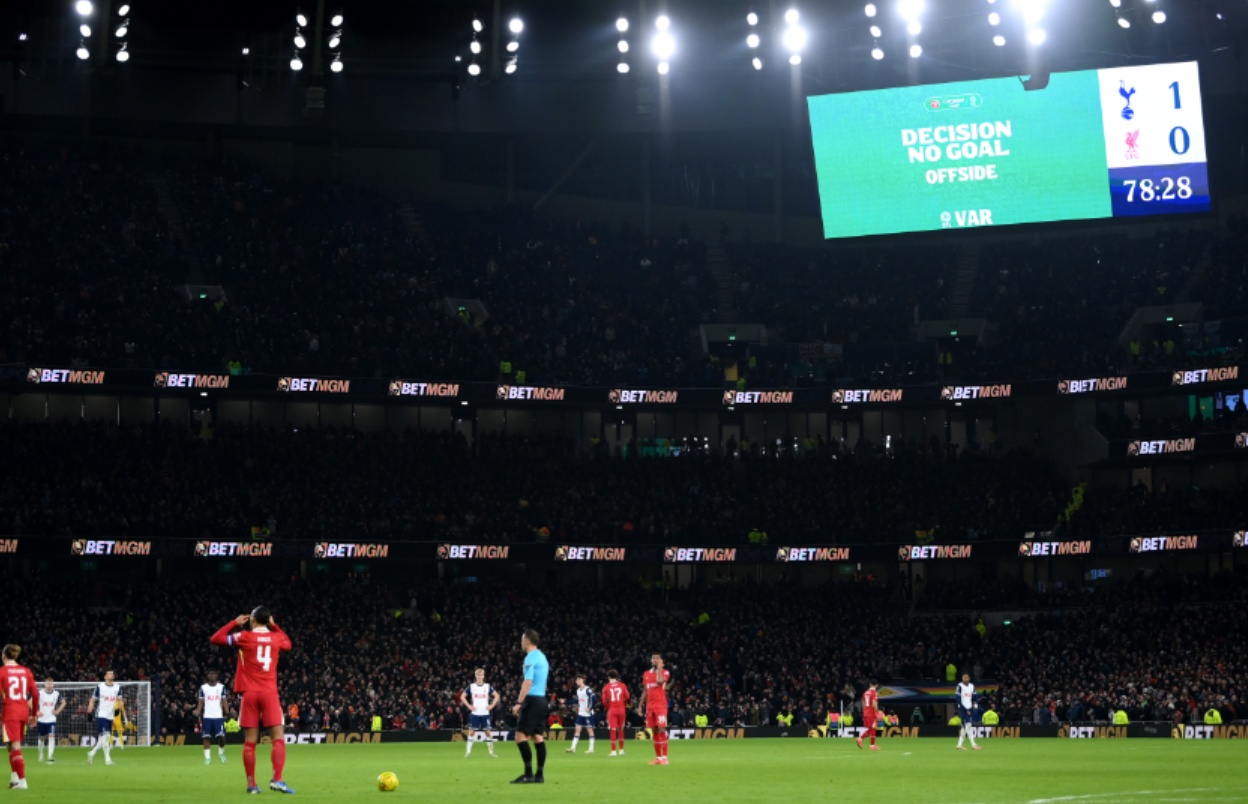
[
  {"x1": 466, "y1": 736, "x2": 474, "y2": 754},
  {"x1": 534, "y1": 741, "x2": 546, "y2": 773},
  {"x1": 570, "y1": 737, "x2": 579, "y2": 751},
  {"x1": 588, "y1": 736, "x2": 595, "y2": 751},
  {"x1": 47, "y1": 740, "x2": 54, "y2": 761},
  {"x1": 204, "y1": 747, "x2": 212, "y2": 761},
  {"x1": 517, "y1": 741, "x2": 533, "y2": 777},
  {"x1": 654, "y1": 731, "x2": 662, "y2": 758},
  {"x1": 243, "y1": 741, "x2": 257, "y2": 786},
  {"x1": 10, "y1": 749, "x2": 25, "y2": 780},
  {"x1": 217, "y1": 736, "x2": 227, "y2": 756},
  {"x1": 272, "y1": 740, "x2": 286, "y2": 782},
  {"x1": 101, "y1": 736, "x2": 112, "y2": 762},
  {"x1": 870, "y1": 727, "x2": 876, "y2": 747}
]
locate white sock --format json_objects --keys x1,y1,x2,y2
[
  {"x1": 48, "y1": 740, "x2": 55, "y2": 761},
  {"x1": 102, "y1": 736, "x2": 112, "y2": 761},
  {"x1": 956, "y1": 725, "x2": 965, "y2": 747},
  {"x1": 571, "y1": 737, "x2": 579, "y2": 750},
  {"x1": 588, "y1": 737, "x2": 595, "y2": 750},
  {"x1": 466, "y1": 736, "x2": 473, "y2": 754},
  {"x1": 486, "y1": 735, "x2": 495, "y2": 753},
  {"x1": 38, "y1": 739, "x2": 44, "y2": 758},
  {"x1": 218, "y1": 745, "x2": 226, "y2": 756},
  {"x1": 204, "y1": 748, "x2": 211, "y2": 760}
]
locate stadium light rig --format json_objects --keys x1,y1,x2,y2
[
  {"x1": 505, "y1": 17, "x2": 522, "y2": 73},
  {"x1": 782, "y1": 8, "x2": 806, "y2": 66},
  {"x1": 746, "y1": 7, "x2": 761, "y2": 69},
  {"x1": 867, "y1": 4, "x2": 883, "y2": 60},
  {"x1": 652, "y1": 14, "x2": 674, "y2": 75},
  {"x1": 617, "y1": 16, "x2": 630, "y2": 73}
]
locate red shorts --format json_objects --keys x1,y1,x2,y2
[
  {"x1": 645, "y1": 708, "x2": 668, "y2": 730},
  {"x1": 863, "y1": 712, "x2": 878, "y2": 729},
  {"x1": 1, "y1": 720, "x2": 25, "y2": 745},
  {"x1": 239, "y1": 691, "x2": 284, "y2": 729},
  {"x1": 607, "y1": 709, "x2": 627, "y2": 730}
]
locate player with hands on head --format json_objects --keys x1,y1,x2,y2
[
  {"x1": 210, "y1": 608, "x2": 296, "y2": 794},
  {"x1": 638, "y1": 654, "x2": 671, "y2": 766}
]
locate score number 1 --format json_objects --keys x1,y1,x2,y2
[
  {"x1": 1123, "y1": 176, "x2": 1192, "y2": 203},
  {"x1": 1168, "y1": 80, "x2": 1190, "y2": 155}
]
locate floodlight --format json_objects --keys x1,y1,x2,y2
[
  {"x1": 75, "y1": 1, "x2": 93, "y2": 16},
  {"x1": 788, "y1": 54, "x2": 801, "y2": 66},
  {"x1": 1152, "y1": 10, "x2": 1166, "y2": 23},
  {"x1": 76, "y1": 43, "x2": 89, "y2": 59},
  {"x1": 116, "y1": 43, "x2": 128, "y2": 61},
  {"x1": 784, "y1": 9, "x2": 799, "y2": 25},
  {"x1": 80, "y1": 24, "x2": 92, "y2": 37},
  {"x1": 655, "y1": 15, "x2": 670, "y2": 31},
  {"x1": 506, "y1": 40, "x2": 519, "y2": 52},
  {"x1": 294, "y1": 32, "x2": 306, "y2": 49},
  {"x1": 869, "y1": 25, "x2": 882, "y2": 37},
  {"x1": 296, "y1": 11, "x2": 308, "y2": 27},
  {"x1": 509, "y1": 18, "x2": 523, "y2": 34},
  {"x1": 909, "y1": 43, "x2": 922, "y2": 57},
  {"x1": 618, "y1": 39, "x2": 629, "y2": 53},
  {"x1": 1027, "y1": 26, "x2": 1046, "y2": 44},
  {"x1": 328, "y1": 31, "x2": 341, "y2": 49},
  {"x1": 468, "y1": 62, "x2": 481, "y2": 76},
  {"x1": 657, "y1": 60, "x2": 669, "y2": 74},
  {"x1": 747, "y1": 11, "x2": 759, "y2": 26},
  {"x1": 907, "y1": 20, "x2": 921, "y2": 35},
  {"x1": 330, "y1": 55, "x2": 343, "y2": 72},
  {"x1": 115, "y1": 21, "x2": 128, "y2": 37},
  {"x1": 117, "y1": 3, "x2": 131, "y2": 15},
  {"x1": 993, "y1": 34, "x2": 1006, "y2": 45},
  {"x1": 752, "y1": 56, "x2": 763, "y2": 69},
  {"x1": 747, "y1": 32, "x2": 760, "y2": 48},
  {"x1": 290, "y1": 55, "x2": 303, "y2": 70},
  {"x1": 470, "y1": 39, "x2": 481, "y2": 54},
  {"x1": 898, "y1": 0, "x2": 925, "y2": 23},
  {"x1": 871, "y1": 46, "x2": 884, "y2": 59},
  {"x1": 782, "y1": 25, "x2": 807, "y2": 53},
  {"x1": 1117, "y1": 16, "x2": 1130, "y2": 28},
  {"x1": 652, "y1": 31, "x2": 675, "y2": 59},
  {"x1": 330, "y1": 12, "x2": 343, "y2": 27},
  {"x1": 617, "y1": 17, "x2": 630, "y2": 33},
  {"x1": 617, "y1": 61, "x2": 630, "y2": 73},
  {"x1": 865, "y1": 4, "x2": 877, "y2": 18},
  {"x1": 473, "y1": 17, "x2": 483, "y2": 33},
  {"x1": 988, "y1": 12, "x2": 1000, "y2": 25}
]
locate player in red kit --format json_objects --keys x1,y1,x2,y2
[
  {"x1": 1, "y1": 644, "x2": 37, "y2": 790},
  {"x1": 637, "y1": 654, "x2": 670, "y2": 766},
  {"x1": 857, "y1": 680, "x2": 881, "y2": 751},
  {"x1": 602, "y1": 670, "x2": 630, "y2": 757},
  {"x1": 210, "y1": 607, "x2": 296, "y2": 795}
]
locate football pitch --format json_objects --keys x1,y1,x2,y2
[{"x1": 12, "y1": 739, "x2": 1247, "y2": 802}]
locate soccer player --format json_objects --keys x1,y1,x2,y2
[
  {"x1": 194, "y1": 670, "x2": 229, "y2": 765},
  {"x1": 856, "y1": 680, "x2": 881, "y2": 751},
  {"x1": 566, "y1": 675, "x2": 597, "y2": 754},
  {"x1": 638, "y1": 653, "x2": 671, "y2": 766},
  {"x1": 955, "y1": 673, "x2": 982, "y2": 751},
  {"x1": 1, "y1": 644, "x2": 36, "y2": 790},
  {"x1": 36, "y1": 678, "x2": 65, "y2": 763},
  {"x1": 210, "y1": 607, "x2": 296, "y2": 794},
  {"x1": 461, "y1": 667, "x2": 499, "y2": 758},
  {"x1": 86, "y1": 669, "x2": 121, "y2": 766},
  {"x1": 510, "y1": 629, "x2": 549, "y2": 784},
  {"x1": 111, "y1": 697, "x2": 129, "y2": 750},
  {"x1": 602, "y1": 669, "x2": 630, "y2": 757}
]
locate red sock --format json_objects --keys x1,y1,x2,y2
[
  {"x1": 10, "y1": 749, "x2": 25, "y2": 780},
  {"x1": 243, "y1": 742, "x2": 257, "y2": 786},
  {"x1": 657, "y1": 731, "x2": 668, "y2": 758},
  {"x1": 653, "y1": 731, "x2": 662, "y2": 758},
  {"x1": 271, "y1": 740, "x2": 286, "y2": 782},
  {"x1": 870, "y1": 726, "x2": 877, "y2": 746},
  {"x1": 618, "y1": 730, "x2": 625, "y2": 750}
]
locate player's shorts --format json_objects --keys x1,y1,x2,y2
[
  {"x1": 645, "y1": 708, "x2": 668, "y2": 730},
  {"x1": 1, "y1": 720, "x2": 26, "y2": 744},
  {"x1": 37, "y1": 722, "x2": 56, "y2": 738},
  {"x1": 862, "y1": 712, "x2": 878, "y2": 729},
  {"x1": 607, "y1": 709, "x2": 627, "y2": 730},
  {"x1": 239, "y1": 691, "x2": 284, "y2": 729},
  {"x1": 96, "y1": 717, "x2": 113, "y2": 735},
  {"x1": 575, "y1": 715, "x2": 594, "y2": 728},
  {"x1": 958, "y1": 706, "x2": 975, "y2": 724},
  {"x1": 515, "y1": 696, "x2": 548, "y2": 736},
  {"x1": 468, "y1": 714, "x2": 492, "y2": 731},
  {"x1": 202, "y1": 718, "x2": 226, "y2": 738}
]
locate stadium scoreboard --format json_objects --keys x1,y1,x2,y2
[{"x1": 808, "y1": 61, "x2": 1209, "y2": 238}]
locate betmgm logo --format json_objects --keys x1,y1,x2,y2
[
  {"x1": 1174, "y1": 725, "x2": 1248, "y2": 740},
  {"x1": 818, "y1": 726, "x2": 922, "y2": 739},
  {"x1": 1058, "y1": 725, "x2": 1128, "y2": 739}
]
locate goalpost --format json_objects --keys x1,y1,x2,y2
[{"x1": 22, "y1": 681, "x2": 153, "y2": 749}]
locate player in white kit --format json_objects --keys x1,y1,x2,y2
[
  {"x1": 566, "y1": 675, "x2": 597, "y2": 754},
  {"x1": 86, "y1": 670, "x2": 120, "y2": 766},
  {"x1": 194, "y1": 670, "x2": 229, "y2": 765},
  {"x1": 461, "y1": 668, "x2": 499, "y2": 758},
  {"x1": 36, "y1": 679, "x2": 66, "y2": 763}
]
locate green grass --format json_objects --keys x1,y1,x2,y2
[{"x1": 13, "y1": 738, "x2": 1248, "y2": 802}]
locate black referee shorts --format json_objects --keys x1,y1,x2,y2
[{"x1": 516, "y1": 696, "x2": 549, "y2": 736}]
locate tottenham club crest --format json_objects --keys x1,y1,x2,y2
[{"x1": 1119, "y1": 80, "x2": 1136, "y2": 120}]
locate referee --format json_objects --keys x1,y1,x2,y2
[{"x1": 510, "y1": 629, "x2": 550, "y2": 784}]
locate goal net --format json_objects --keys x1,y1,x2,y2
[{"x1": 21, "y1": 681, "x2": 153, "y2": 749}]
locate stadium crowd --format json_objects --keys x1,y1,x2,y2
[
  {"x1": 3, "y1": 138, "x2": 1243, "y2": 391},
  {"x1": 3, "y1": 421, "x2": 1075, "y2": 545},
  {"x1": 6, "y1": 571, "x2": 1244, "y2": 740}
]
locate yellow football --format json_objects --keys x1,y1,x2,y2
[{"x1": 377, "y1": 771, "x2": 399, "y2": 792}]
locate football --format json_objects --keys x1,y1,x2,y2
[{"x1": 377, "y1": 771, "x2": 399, "y2": 792}]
